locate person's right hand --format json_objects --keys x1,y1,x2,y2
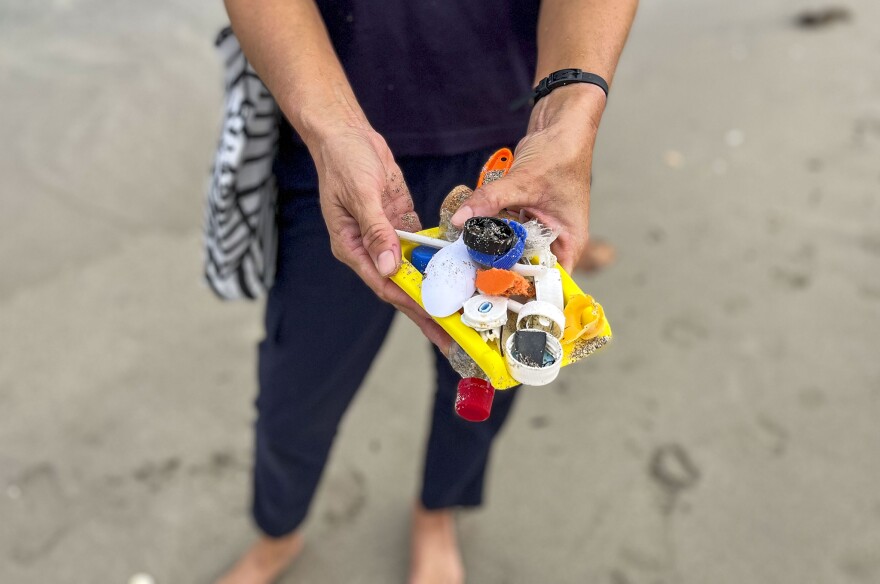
[{"x1": 310, "y1": 125, "x2": 453, "y2": 353}]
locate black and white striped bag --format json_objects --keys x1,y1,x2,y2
[{"x1": 204, "y1": 27, "x2": 279, "y2": 300}]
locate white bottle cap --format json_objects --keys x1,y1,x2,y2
[
  {"x1": 504, "y1": 329, "x2": 563, "y2": 386},
  {"x1": 516, "y1": 300, "x2": 565, "y2": 339},
  {"x1": 461, "y1": 294, "x2": 509, "y2": 330}
]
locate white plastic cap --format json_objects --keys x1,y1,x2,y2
[
  {"x1": 461, "y1": 295, "x2": 509, "y2": 330},
  {"x1": 516, "y1": 300, "x2": 565, "y2": 339},
  {"x1": 504, "y1": 329, "x2": 563, "y2": 386}
]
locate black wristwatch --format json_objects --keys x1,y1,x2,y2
[{"x1": 531, "y1": 69, "x2": 609, "y2": 105}]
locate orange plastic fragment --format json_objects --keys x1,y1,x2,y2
[
  {"x1": 475, "y1": 268, "x2": 534, "y2": 297},
  {"x1": 477, "y1": 148, "x2": 514, "y2": 187}
]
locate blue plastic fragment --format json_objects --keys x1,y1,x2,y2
[{"x1": 411, "y1": 245, "x2": 440, "y2": 274}]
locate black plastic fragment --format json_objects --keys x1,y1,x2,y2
[
  {"x1": 463, "y1": 217, "x2": 516, "y2": 256},
  {"x1": 513, "y1": 330, "x2": 548, "y2": 367}
]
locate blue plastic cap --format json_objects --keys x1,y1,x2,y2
[
  {"x1": 466, "y1": 219, "x2": 526, "y2": 269},
  {"x1": 411, "y1": 245, "x2": 440, "y2": 274}
]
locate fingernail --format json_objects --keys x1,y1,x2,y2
[
  {"x1": 377, "y1": 250, "x2": 397, "y2": 276},
  {"x1": 451, "y1": 205, "x2": 474, "y2": 226}
]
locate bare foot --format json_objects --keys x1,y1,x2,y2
[
  {"x1": 409, "y1": 503, "x2": 465, "y2": 584},
  {"x1": 215, "y1": 531, "x2": 304, "y2": 584},
  {"x1": 575, "y1": 239, "x2": 617, "y2": 273}
]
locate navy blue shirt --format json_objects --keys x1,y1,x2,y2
[{"x1": 277, "y1": 0, "x2": 540, "y2": 184}]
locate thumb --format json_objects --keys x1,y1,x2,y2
[
  {"x1": 356, "y1": 201, "x2": 401, "y2": 277},
  {"x1": 449, "y1": 178, "x2": 524, "y2": 228}
]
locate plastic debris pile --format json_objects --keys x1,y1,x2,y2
[
  {"x1": 400, "y1": 218, "x2": 609, "y2": 421},
  {"x1": 392, "y1": 150, "x2": 610, "y2": 423}
]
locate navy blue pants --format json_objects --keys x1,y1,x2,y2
[{"x1": 254, "y1": 145, "x2": 520, "y2": 537}]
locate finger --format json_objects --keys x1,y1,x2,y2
[
  {"x1": 350, "y1": 252, "x2": 451, "y2": 351},
  {"x1": 551, "y1": 238, "x2": 579, "y2": 273},
  {"x1": 356, "y1": 257, "x2": 450, "y2": 348},
  {"x1": 376, "y1": 273, "x2": 427, "y2": 313},
  {"x1": 354, "y1": 164, "x2": 425, "y2": 275},
  {"x1": 351, "y1": 197, "x2": 402, "y2": 277},
  {"x1": 449, "y1": 177, "x2": 529, "y2": 228},
  {"x1": 395, "y1": 301, "x2": 453, "y2": 353},
  {"x1": 383, "y1": 169, "x2": 422, "y2": 233},
  {"x1": 395, "y1": 210, "x2": 422, "y2": 233},
  {"x1": 344, "y1": 243, "x2": 433, "y2": 318},
  {"x1": 557, "y1": 253, "x2": 575, "y2": 273}
]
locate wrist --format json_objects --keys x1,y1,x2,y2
[
  {"x1": 529, "y1": 83, "x2": 606, "y2": 138},
  {"x1": 288, "y1": 83, "x2": 372, "y2": 152}
]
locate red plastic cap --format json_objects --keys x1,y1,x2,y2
[{"x1": 455, "y1": 378, "x2": 495, "y2": 422}]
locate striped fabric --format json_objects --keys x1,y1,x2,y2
[{"x1": 204, "y1": 27, "x2": 279, "y2": 300}]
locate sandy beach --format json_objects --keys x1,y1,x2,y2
[{"x1": 1, "y1": 0, "x2": 879, "y2": 582}]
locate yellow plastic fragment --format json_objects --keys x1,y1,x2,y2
[{"x1": 562, "y1": 294, "x2": 606, "y2": 345}]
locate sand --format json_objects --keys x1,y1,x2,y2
[{"x1": 1, "y1": 0, "x2": 879, "y2": 582}]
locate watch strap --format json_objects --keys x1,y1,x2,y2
[{"x1": 532, "y1": 69, "x2": 609, "y2": 104}]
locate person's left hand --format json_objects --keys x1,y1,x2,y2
[{"x1": 450, "y1": 84, "x2": 607, "y2": 272}]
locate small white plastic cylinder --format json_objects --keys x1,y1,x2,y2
[
  {"x1": 511, "y1": 263, "x2": 545, "y2": 277},
  {"x1": 516, "y1": 300, "x2": 565, "y2": 339},
  {"x1": 395, "y1": 230, "x2": 453, "y2": 249}
]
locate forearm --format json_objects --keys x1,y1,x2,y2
[
  {"x1": 532, "y1": 0, "x2": 638, "y2": 137},
  {"x1": 223, "y1": 0, "x2": 368, "y2": 150},
  {"x1": 535, "y1": 0, "x2": 638, "y2": 85}
]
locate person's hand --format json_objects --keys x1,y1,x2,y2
[
  {"x1": 311, "y1": 124, "x2": 452, "y2": 353},
  {"x1": 451, "y1": 84, "x2": 607, "y2": 272}
]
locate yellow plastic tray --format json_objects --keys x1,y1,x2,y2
[{"x1": 391, "y1": 227, "x2": 612, "y2": 389}]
